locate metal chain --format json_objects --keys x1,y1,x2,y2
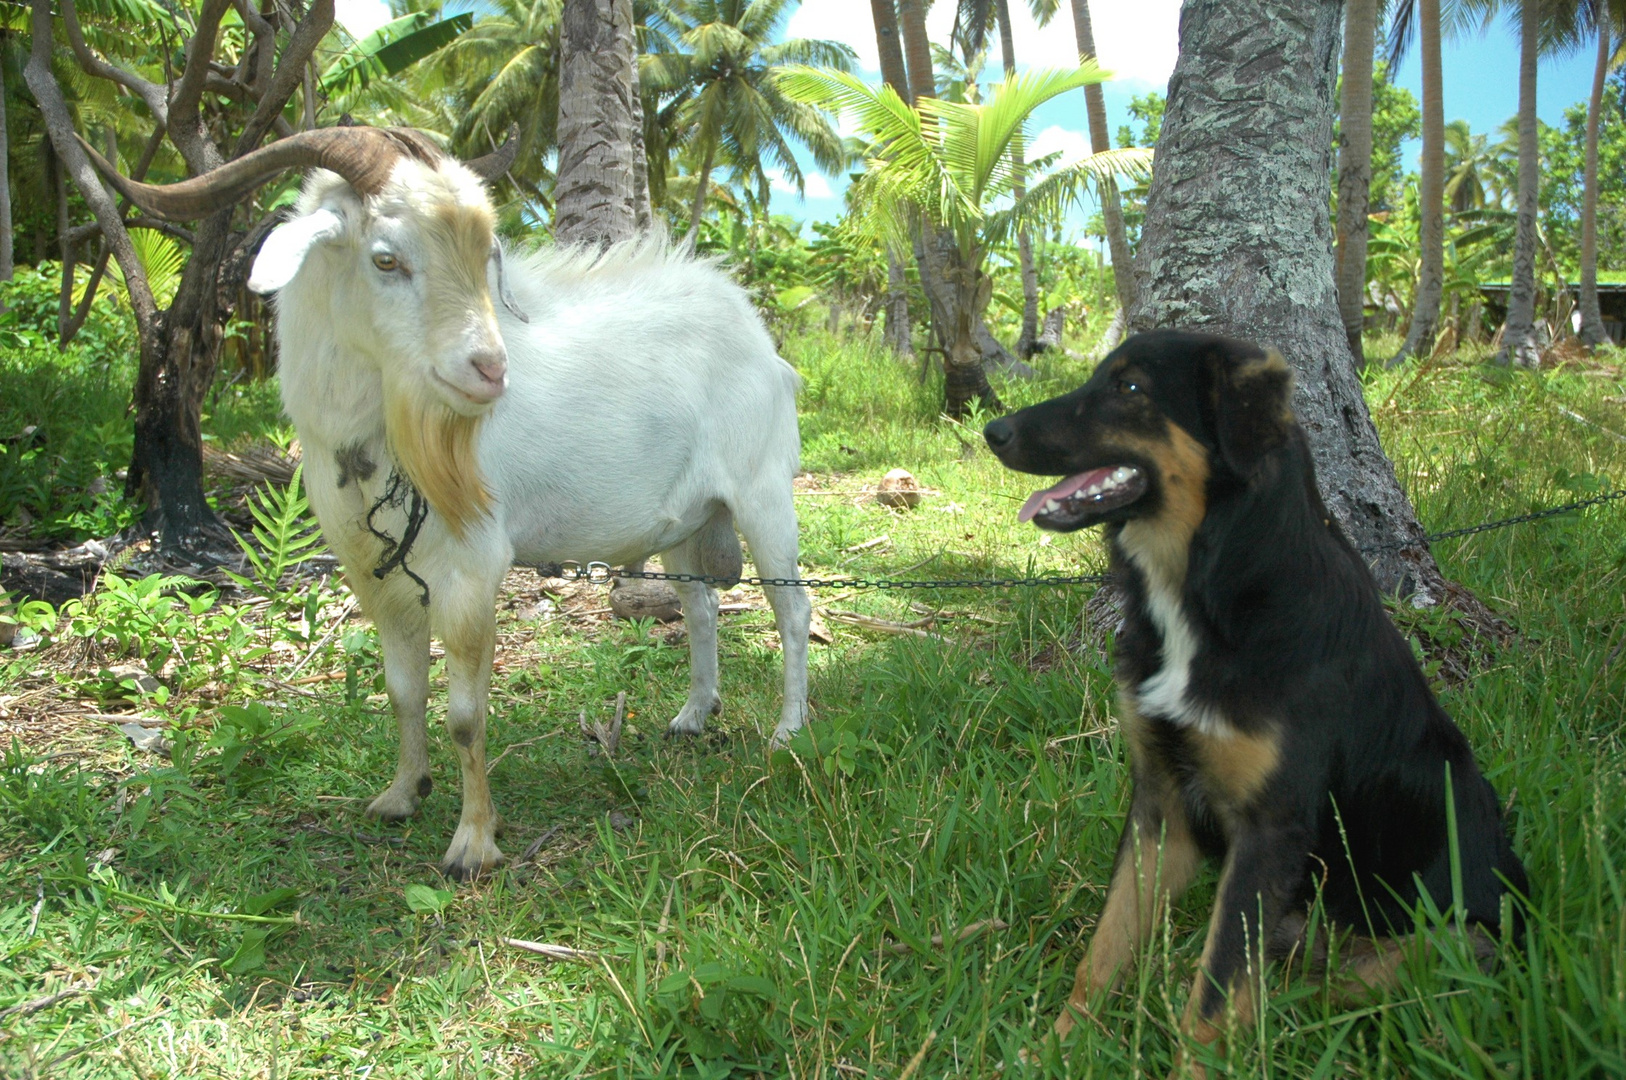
[{"x1": 544, "y1": 487, "x2": 1626, "y2": 592}]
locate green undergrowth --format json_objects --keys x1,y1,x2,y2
[{"x1": 1, "y1": 332, "x2": 1623, "y2": 1078}]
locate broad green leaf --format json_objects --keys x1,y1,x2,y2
[
  {"x1": 404, "y1": 884, "x2": 454, "y2": 914},
  {"x1": 321, "y1": 12, "x2": 474, "y2": 97}
]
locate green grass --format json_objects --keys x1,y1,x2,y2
[{"x1": 1, "y1": 333, "x2": 1624, "y2": 1078}]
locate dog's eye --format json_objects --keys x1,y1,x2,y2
[{"x1": 1117, "y1": 378, "x2": 1142, "y2": 395}]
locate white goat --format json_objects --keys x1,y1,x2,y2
[{"x1": 90, "y1": 128, "x2": 811, "y2": 879}]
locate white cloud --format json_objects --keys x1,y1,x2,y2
[
  {"x1": 784, "y1": 0, "x2": 1179, "y2": 90},
  {"x1": 1028, "y1": 125, "x2": 1092, "y2": 169},
  {"x1": 336, "y1": 0, "x2": 393, "y2": 38},
  {"x1": 768, "y1": 168, "x2": 835, "y2": 201}
]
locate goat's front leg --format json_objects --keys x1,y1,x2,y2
[
  {"x1": 1170, "y1": 826, "x2": 1306, "y2": 1080},
  {"x1": 366, "y1": 602, "x2": 433, "y2": 821},
  {"x1": 438, "y1": 599, "x2": 504, "y2": 880}
]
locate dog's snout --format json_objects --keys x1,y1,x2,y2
[{"x1": 983, "y1": 417, "x2": 1015, "y2": 452}]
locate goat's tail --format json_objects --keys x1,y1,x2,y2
[{"x1": 698, "y1": 505, "x2": 743, "y2": 588}]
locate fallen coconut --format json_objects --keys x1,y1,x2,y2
[{"x1": 875, "y1": 468, "x2": 923, "y2": 509}]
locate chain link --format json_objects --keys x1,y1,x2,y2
[{"x1": 542, "y1": 487, "x2": 1626, "y2": 592}]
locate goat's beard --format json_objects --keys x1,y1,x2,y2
[{"x1": 382, "y1": 374, "x2": 491, "y2": 538}]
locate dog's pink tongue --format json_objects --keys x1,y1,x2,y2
[{"x1": 1018, "y1": 467, "x2": 1117, "y2": 523}]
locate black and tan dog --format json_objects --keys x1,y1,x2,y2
[{"x1": 984, "y1": 330, "x2": 1526, "y2": 1071}]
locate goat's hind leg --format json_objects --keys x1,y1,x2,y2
[
  {"x1": 663, "y1": 537, "x2": 722, "y2": 737},
  {"x1": 365, "y1": 599, "x2": 433, "y2": 821},
  {"x1": 733, "y1": 490, "x2": 810, "y2": 744}
]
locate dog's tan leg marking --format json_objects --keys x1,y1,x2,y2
[
  {"x1": 1193, "y1": 728, "x2": 1282, "y2": 807},
  {"x1": 1054, "y1": 799, "x2": 1201, "y2": 1040}
]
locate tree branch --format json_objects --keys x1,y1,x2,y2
[
  {"x1": 69, "y1": 217, "x2": 196, "y2": 246},
  {"x1": 235, "y1": 0, "x2": 333, "y2": 155},
  {"x1": 61, "y1": 244, "x2": 112, "y2": 348},
  {"x1": 167, "y1": 0, "x2": 234, "y2": 174},
  {"x1": 24, "y1": 0, "x2": 157, "y2": 330},
  {"x1": 60, "y1": 0, "x2": 169, "y2": 122}
]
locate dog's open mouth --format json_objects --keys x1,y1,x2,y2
[{"x1": 1018, "y1": 465, "x2": 1147, "y2": 529}]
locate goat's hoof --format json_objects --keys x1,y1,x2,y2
[
  {"x1": 666, "y1": 700, "x2": 718, "y2": 738},
  {"x1": 769, "y1": 721, "x2": 804, "y2": 748},
  {"x1": 365, "y1": 781, "x2": 427, "y2": 821},
  {"x1": 439, "y1": 825, "x2": 504, "y2": 881}
]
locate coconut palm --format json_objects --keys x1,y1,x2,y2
[
  {"x1": 1387, "y1": 0, "x2": 1448, "y2": 364},
  {"x1": 1492, "y1": 0, "x2": 1592, "y2": 365},
  {"x1": 952, "y1": 0, "x2": 1062, "y2": 356},
  {"x1": 780, "y1": 64, "x2": 1149, "y2": 415},
  {"x1": 868, "y1": 0, "x2": 914, "y2": 355},
  {"x1": 1336, "y1": 0, "x2": 1378, "y2": 364},
  {"x1": 643, "y1": 0, "x2": 852, "y2": 244},
  {"x1": 429, "y1": 0, "x2": 564, "y2": 209},
  {"x1": 1069, "y1": 0, "x2": 1135, "y2": 331},
  {"x1": 1577, "y1": 1, "x2": 1626, "y2": 346}
]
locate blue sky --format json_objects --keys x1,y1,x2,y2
[{"x1": 336, "y1": 0, "x2": 1607, "y2": 242}]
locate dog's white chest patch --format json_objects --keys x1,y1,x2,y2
[{"x1": 1134, "y1": 579, "x2": 1229, "y2": 736}]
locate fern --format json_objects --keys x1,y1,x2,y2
[{"x1": 228, "y1": 464, "x2": 328, "y2": 599}]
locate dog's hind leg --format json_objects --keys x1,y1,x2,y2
[
  {"x1": 664, "y1": 534, "x2": 722, "y2": 737},
  {"x1": 1056, "y1": 786, "x2": 1201, "y2": 1040},
  {"x1": 1323, "y1": 925, "x2": 1494, "y2": 1007}
]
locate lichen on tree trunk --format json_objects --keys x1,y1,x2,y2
[{"x1": 1130, "y1": 0, "x2": 1445, "y2": 602}]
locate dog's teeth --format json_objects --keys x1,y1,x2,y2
[
  {"x1": 1112, "y1": 466, "x2": 1134, "y2": 482},
  {"x1": 1043, "y1": 498, "x2": 1061, "y2": 514}
]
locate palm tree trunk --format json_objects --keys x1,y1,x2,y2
[
  {"x1": 895, "y1": 0, "x2": 935, "y2": 104},
  {"x1": 1070, "y1": 0, "x2": 1137, "y2": 326},
  {"x1": 554, "y1": 0, "x2": 641, "y2": 247},
  {"x1": 870, "y1": 0, "x2": 914, "y2": 356},
  {"x1": 1391, "y1": 0, "x2": 1445, "y2": 366},
  {"x1": 1497, "y1": 0, "x2": 1543, "y2": 368},
  {"x1": 684, "y1": 139, "x2": 715, "y2": 246},
  {"x1": 1335, "y1": 0, "x2": 1376, "y2": 366},
  {"x1": 0, "y1": 71, "x2": 13, "y2": 294},
  {"x1": 630, "y1": 48, "x2": 653, "y2": 232},
  {"x1": 897, "y1": 0, "x2": 999, "y2": 411},
  {"x1": 1578, "y1": 24, "x2": 1611, "y2": 347},
  {"x1": 1131, "y1": 0, "x2": 1449, "y2": 603},
  {"x1": 995, "y1": 0, "x2": 1040, "y2": 357}
]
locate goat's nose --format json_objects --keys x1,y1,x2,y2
[
  {"x1": 470, "y1": 349, "x2": 507, "y2": 387},
  {"x1": 983, "y1": 418, "x2": 1015, "y2": 451}
]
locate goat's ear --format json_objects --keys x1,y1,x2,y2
[
  {"x1": 248, "y1": 208, "x2": 345, "y2": 294},
  {"x1": 1207, "y1": 343, "x2": 1295, "y2": 476}
]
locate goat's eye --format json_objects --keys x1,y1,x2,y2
[{"x1": 372, "y1": 253, "x2": 399, "y2": 272}]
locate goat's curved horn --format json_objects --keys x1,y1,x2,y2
[
  {"x1": 74, "y1": 127, "x2": 444, "y2": 222},
  {"x1": 464, "y1": 125, "x2": 521, "y2": 181}
]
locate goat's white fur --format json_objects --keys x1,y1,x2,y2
[{"x1": 255, "y1": 156, "x2": 810, "y2": 879}]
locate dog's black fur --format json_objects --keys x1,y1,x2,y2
[{"x1": 984, "y1": 330, "x2": 1526, "y2": 1063}]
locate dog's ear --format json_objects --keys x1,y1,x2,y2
[{"x1": 1207, "y1": 343, "x2": 1295, "y2": 476}]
